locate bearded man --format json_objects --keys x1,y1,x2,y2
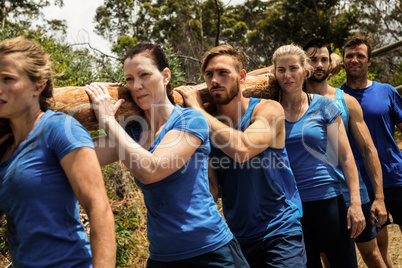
[{"x1": 176, "y1": 45, "x2": 306, "y2": 268}]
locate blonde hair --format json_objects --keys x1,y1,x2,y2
[
  {"x1": 201, "y1": 44, "x2": 249, "y2": 74},
  {"x1": 272, "y1": 44, "x2": 313, "y2": 78},
  {"x1": 0, "y1": 36, "x2": 54, "y2": 111}
]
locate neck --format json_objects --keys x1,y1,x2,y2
[
  {"x1": 9, "y1": 108, "x2": 44, "y2": 146},
  {"x1": 305, "y1": 79, "x2": 335, "y2": 99},
  {"x1": 346, "y1": 75, "x2": 372, "y2": 90},
  {"x1": 143, "y1": 101, "x2": 175, "y2": 132},
  {"x1": 280, "y1": 87, "x2": 305, "y2": 107},
  {"x1": 215, "y1": 94, "x2": 249, "y2": 126}
]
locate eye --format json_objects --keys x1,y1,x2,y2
[
  {"x1": 205, "y1": 72, "x2": 212, "y2": 77},
  {"x1": 2, "y1": 76, "x2": 15, "y2": 83},
  {"x1": 141, "y1": 73, "x2": 150, "y2": 77},
  {"x1": 125, "y1": 77, "x2": 133, "y2": 82}
]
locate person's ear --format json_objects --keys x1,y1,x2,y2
[
  {"x1": 33, "y1": 80, "x2": 46, "y2": 97},
  {"x1": 239, "y1": 69, "x2": 246, "y2": 84},
  {"x1": 162, "y1": 68, "x2": 171, "y2": 86}
]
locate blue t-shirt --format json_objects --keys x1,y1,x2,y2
[
  {"x1": 285, "y1": 94, "x2": 343, "y2": 202},
  {"x1": 0, "y1": 110, "x2": 94, "y2": 268},
  {"x1": 210, "y1": 98, "x2": 303, "y2": 245},
  {"x1": 341, "y1": 82, "x2": 402, "y2": 189},
  {"x1": 333, "y1": 88, "x2": 370, "y2": 206},
  {"x1": 125, "y1": 105, "x2": 233, "y2": 262}
]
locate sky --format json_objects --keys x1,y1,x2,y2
[{"x1": 42, "y1": 0, "x2": 245, "y2": 56}]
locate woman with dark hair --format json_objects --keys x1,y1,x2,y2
[
  {"x1": 85, "y1": 43, "x2": 248, "y2": 267},
  {"x1": 0, "y1": 36, "x2": 115, "y2": 267}
]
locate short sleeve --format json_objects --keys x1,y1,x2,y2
[
  {"x1": 46, "y1": 113, "x2": 94, "y2": 161},
  {"x1": 171, "y1": 108, "x2": 210, "y2": 142},
  {"x1": 321, "y1": 96, "x2": 341, "y2": 125},
  {"x1": 389, "y1": 85, "x2": 402, "y2": 124}
]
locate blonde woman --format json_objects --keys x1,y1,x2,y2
[
  {"x1": 0, "y1": 37, "x2": 115, "y2": 267},
  {"x1": 273, "y1": 44, "x2": 365, "y2": 268}
]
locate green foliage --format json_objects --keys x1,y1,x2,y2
[
  {"x1": 393, "y1": 62, "x2": 402, "y2": 87},
  {"x1": 0, "y1": 0, "x2": 64, "y2": 29},
  {"x1": 165, "y1": 45, "x2": 186, "y2": 88},
  {"x1": 0, "y1": 219, "x2": 9, "y2": 262}
]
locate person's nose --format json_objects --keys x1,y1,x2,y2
[
  {"x1": 133, "y1": 79, "x2": 142, "y2": 91},
  {"x1": 284, "y1": 70, "x2": 291, "y2": 79},
  {"x1": 351, "y1": 56, "x2": 359, "y2": 64},
  {"x1": 211, "y1": 75, "x2": 219, "y2": 86}
]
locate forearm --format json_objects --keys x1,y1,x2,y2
[
  {"x1": 104, "y1": 118, "x2": 164, "y2": 183},
  {"x1": 361, "y1": 147, "x2": 384, "y2": 200},
  {"x1": 88, "y1": 205, "x2": 116, "y2": 268},
  {"x1": 200, "y1": 110, "x2": 266, "y2": 162},
  {"x1": 340, "y1": 158, "x2": 362, "y2": 206}
]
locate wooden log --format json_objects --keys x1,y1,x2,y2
[
  {"x1": 0, "y1": 53, "x2": 345, "y2": 135},
  {"x1": 0, "y1": 72, "x2": 279, "y2": 135}
]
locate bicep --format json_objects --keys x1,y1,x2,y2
[
  {"x1": 93, "y1": 136, "x2": 119, "y2": 166},
  {"x1": 60, "y1": 147, "x2": 109, "y2": 212},
  {"x1": 152, "y1": 129, "x2": 202, "y2": 165},
  {"x1": 327, "y1": 116, "x2": 350, "y2": 158},
  {"x1": 242, "y1": 102, "x2": 285, "y2": 151},
  {"x1": 348, "y1": 100, "x2": 375, "y2": 153}
]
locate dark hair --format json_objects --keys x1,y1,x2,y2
[
  {"x1": 342, "y1": 36, "x2": 372, "y2": 60},
  {"x1": 124, "y1": 43, "x2": 175, "y2": 104},
  {"x1": 201, "y1": 44, "x2": 249, "y2": 74},
  {"x1": 0, "y1": 36, "x2": 54, "y2": 111},
  {"x1": 303, "y1": 38, "x2": 332, "y2": 62}
]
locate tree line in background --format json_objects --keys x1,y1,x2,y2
[{"x1": 0, "y1": 0, "x2": 401, "y2": 89}]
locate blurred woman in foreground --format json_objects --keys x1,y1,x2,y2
[{"x1": 0, "y1": 36, "x2": 115, "y2": 267}]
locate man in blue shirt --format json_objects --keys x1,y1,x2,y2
[
  {"x1": 303, "y1": 37, "x2": 387, "y2": 267},
  {"x1": 340, "y1": 36, "x2": 402, "y2": 267},
  {"x1": 176, "y1": 45, "x2": 306, "y2": 267}
]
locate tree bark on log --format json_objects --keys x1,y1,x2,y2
[
  {"x1": 0, "y1": 54, "x2": 343, "y2": 136},
  {"x1": 0, "y1": 72, "x2": 279, "y2": 135}
]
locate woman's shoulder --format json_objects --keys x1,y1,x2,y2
[{"x1": 172, "y1": 106, "x2": 207, "y2": 124}]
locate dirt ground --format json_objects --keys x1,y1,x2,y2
[{"x1": 356, "y1": 223, "x2": 402, "y2": 267}]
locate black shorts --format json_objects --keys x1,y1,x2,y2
[
  {"x1": 240, "y1": 231, "x2": 307, "y2": 267},
  {"x1": 368, "y1": 186, "x2": 402, "y2": 227},
  {"x1": 355, "y1": 202, "x2": 377, "y2": 243},
  {"x1": 302, "y1": 195, "x2": 357, "y2": 268},
  {"x1": 146, "y1": 239, "x2": 250, "y2": 268}
]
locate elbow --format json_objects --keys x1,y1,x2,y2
[
  {"x1": 134, "y1": 168, "x2": 164, "y2": 185},
  {"x1": 232, "y1": 149, "x2": 251, "y2": 163}
]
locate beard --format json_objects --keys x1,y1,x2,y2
[
  {"x1": 210, "y1": 82, "x2": 239, "y2": 105},
  {"x1": 310, "y1": 67, "x2": 330, "y2": 82}
]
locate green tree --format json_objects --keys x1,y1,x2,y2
[{"x1": 0, "y1": 0, "x2": 64, "y2": 29}]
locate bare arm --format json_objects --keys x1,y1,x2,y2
[
  {"x1": 61, "y1": 147, "x2": 116, "y2": 268},
  {"x1": 327, "y1": 116, "x2": 365, "y2": 238},
  {"x1": 397, "y1": 122, "x2": 402, "y2": 133},
  {"x1": 208, "y1": 162, "x2": 220, "y2": 203},
  {"x1": 345, "y1": 94, "x2": 386, "y2": 226},
  {"x1": 93, "y1": 136, "x2": 119, "y2": 166},
  {"x1": 86, "y1": 83, "x2": 202, "y2": 184},
  {"x1": 175, "y1": 86, "x2": 285, "y2": 162}
]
